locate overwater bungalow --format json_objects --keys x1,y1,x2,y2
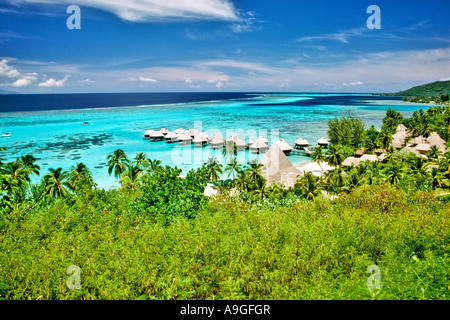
[
  {"x1": 209, "y1": 134, "x2": 224, "y2": 149},
  {"x1": 143, "y1": 129, "x2": 154, "y2": 139},
  {"x1": 317, "y1": 137, "x2": 330, "y2": 148},
  {"x1": 249, "y1": 138, "x2": 268, "y2": 154},
  {"x1": 226, "y1": 135, "x2": 247, "y2": 151},
  {"x1": 164, "y1": 131, "x2": 179, "y2": 143},
  {"x1": 193, "y1": 134, "x2": 208, "y2": 148},
  {"x1": 160, "y1": 128, "x2": 170, "y2": 135},
  {"x1": 275, "y1": 139, "x2": 293, "y2": 155},
  {"x1": 174, "y1": 128, "x2": 184, "y2": 135},
  {"x1": 178, "y1": 133, "x2": 193, "y2": 145},
  {"x1": 294, "y1": 137, "x2": 309, "y2": 150}
]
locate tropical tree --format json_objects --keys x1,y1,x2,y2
[
  {"x1": 222, "y1": 140, "x2": 238, "y2": 165},
  {"x1": 42, "y1": 168, "x2": 71, "y2": 198},
  {"x1": 247, "y1": 162, "x2": 264, "y2": 186},
  {"x1": 382, "y1": 160, "x2": 405, "y2": 185},
  {"x1": 107, "y1": 149, "x2": 129, "y2": 179},
  {"x1": 69, "y1": 162, "x2": 93, "y2": 192},
  {"x1": 205, "y1": 157, "x2": 223, "y2": 183},
  {"x1": 427, "y1": 145, "x2": 443, "y2": 162},
  {"x1": 148, "y1": 159, "x2": 162, "y2": 174},
  {"x1": 311, "y1": 146, "x2": 326, "y2": 171},
  {"x1": 224, "y1": 160, "x2": 242, "y2": 180},
  {"x1": 430, "y1": 167, "x2": 445, "y2": 189},
  {"x1": 295, "y1": 171, "x2": 321, "y2": 200},
  {"x1": 133, "y1": 152, "x2": 150, "y2": 170},
  {"x1": 120, "y1": 163, "x2": 143, "y2": 189},
  {"x1": 326, "y1": 145, "x2": 344, "y2": 168},
  {"x1": 234, "y1": 166, "x2": 251, "y2": 191},
  {"x1": 19, "y1": 154, "x2": 40, "y2": 178}
]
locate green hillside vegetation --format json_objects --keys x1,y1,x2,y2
[
  {"x1": 1, "y1": 106, "x2": 450, "y2": 300},
  {"x1": 377, "y1": 80, "x2": 450, "y2": 105}
]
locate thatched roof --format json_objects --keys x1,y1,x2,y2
[
  {"x1": 227, "y1": 135, "x2": 246, "y2": 148},
  {"x1": 150, "y1": 130, "x2": 164, "y2": 138},
  {"x1": 259, "y1": 143, "x2": 302, "y2": 188},
  {"x1": 249, "y1": 138, "x2": 268, "y2": 150},
  {"x1": 144, "y1": 129, "x2": 154, "y2": 136},
  {"x1": 160, "y1": 128, "x2": 170, "y2": 135},
  {"x1": 427, "y1": 132, "x2": 447, "y2": 152},
  {"x1": 186, "y1": 128, "x2": 200, "y2": 137},
  {"x1": 409, "y1": 136, "x2": 427, "y2": 145},
  {"x1": 374, "y1": 148, "x2": 384, "y2": 154},
  {"x1": 193, "y1": 134, "x2": 208, "y2": 143},
  {"x1": 248, "y1": 136, "x2": 255, "y2": 145},
  {"x1": 275, "y1": 139, "x2": 293, "y2": 152},
  {"x1": 164, "y1": 132, "x2": 178, "y2": 140},
  {"x1": 415, "y1": 143, "x2": 431, "y2": 153},
  {"x1": 257, "y1": 136, "x2": 269, "y2": 144},
  {"x1": 396, "y1": 124, "x2": 408, "y2": 133},
  {"x1": 317, "y1": 137, "x2": 329, "y2": 145},
  {"x1": 295, "y1": 137, "x2": 309, "y2": 146},
  {"x1": 209, "y1": 134, "x2": 224, "y2": 146},
  {"x1": 342, "y1": 157, "x2": 361, "y2": 167},
  {"x1": 359, "y1": 154, "x2": 378, "y2": 162},
  {"x1": 174, "y1": 128, "x2": 184, "y2": 134},
  {"x1": 178, "y1": 133, "x2": 192, "y2": 141},
  {"x1": 354, "y1": 147, "x2": 366, "y2": 157}
]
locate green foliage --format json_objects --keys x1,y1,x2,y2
[
  {"x1": 327, "y1": 112, "x2": 365, "y2": 148},
  {"x1": 382, "y1": 80, "x2": 450, "y2": 99},
  {"x1": 1, "y1": 184, "x2": 448, "y2": 300},
  {"x1": 133, "y1": 165, "x2": 208, "y2": 224}
]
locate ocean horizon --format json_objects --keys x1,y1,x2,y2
[{"x1": 0, "y1": 92, "x2": 428, "y2": 189}]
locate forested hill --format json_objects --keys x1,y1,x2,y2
[{"x1": 380, "y1": 80, "x2": 450, "y2": 97}]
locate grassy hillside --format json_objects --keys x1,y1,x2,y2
[{"x1": 1, "y1": 184, "x2": 449, "y2": 300}]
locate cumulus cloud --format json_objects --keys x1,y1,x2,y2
[
  {"x1": 12, "y1": 72, "x2": 38, "y2": 87},
  {"x1": 38, "y1": 75, "x2": 70, "y2": 88},
  {"x1": 16, "y1": 0, "x2": 239, "y2": 22},
  {"x1": 0, "y1": 59, "x2": 21, "y2": 78}
]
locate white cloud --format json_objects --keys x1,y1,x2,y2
[
  {"x1": 38, "y1": 75, "x2": 70, "y2": 87},
  {"x1": 139, "y1": 75, "x2": 157, "y2": 82},
  {"x1": 12, "y1": 72, "x2": 38, "y2": 87},
  {"x1": 0, "y1": 59, "x2": 21, "y2": 78},
  {"x1": 77, "y1": 78, "x2": 95, "y2": 83},
  {"x1": 17, "y1": 0, "x2": 239, "y2": 22}
]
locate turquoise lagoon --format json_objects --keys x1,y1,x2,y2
[{"x1": 0, "y1": 93, "x2": 427, "y2": 189}]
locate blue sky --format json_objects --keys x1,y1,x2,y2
[{"x1": 0, "y1": 0, "x2": 449, "y2": 93}]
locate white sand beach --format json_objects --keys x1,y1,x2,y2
[{"x1": 294, "y1": 161, "x2": 334, "y2": 176}]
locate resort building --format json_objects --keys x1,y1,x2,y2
[
  {"x1": 259, "y1": 142, "x2": 302, "y2": 188},
  {"x1": 275, "y1": 139, "x2": 294, "y2": 155}
]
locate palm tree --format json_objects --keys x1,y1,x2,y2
[
  {"x1": 69, "y1": 162, "x2": 92, "y2": 191},
  {"x1": 222, "y1": 140, "x2": 238, "y2": 165},
  {"x1": 107, "y1": 149, "x2": 129, "y2": 179},
  {"x1": 326, "y1": 145, "x2": 344, "y2": 168},
  {"x1": 295, "y1": 171, "x2": 321, "y2": 200},
  {"x1": 427, "y1": 145, "x2": 443, "y2": 162},
  {"x1": 206, "y1": 157, "x2": 223, "y2": 183},
  {"x1": 247, "y1": 162, "x2": 264, "y2": 186},
  {"x1": 311, "y1": 146, "x2": 326, "y2": 171},
  {"x1": 248, "y1": 176, "x2": 269, "y2": 201},
  {"x1": 120, "y1": 163, "x2": 143, "y2": 189},
  {"x1": 430, "y1": 167, "x2": 445, "y2": 189},
  {"x1": 224, "y1": 160, "x2": 242, "y2": 179},
  {"x1": 43, "y1": 168, "x2": 71, "y2": 198},
  {"x1": 148, "y1": 159, "x2": 162, "y2": 173},
  {"x1": 378, "y1": 130, "x2": 392, "y2": 150},
  {"x1": 3, "y1": 160, "x2": 30, "y2": 189},
  {"x1": 19, "y1": 154, "x2": 40, "y2": 177},
  {"x1": 133, "y1": 152, "x2": 150, "y2": 170},
  {"x1": 234, "y1": 166, "x2": 250, "y2": 191},
  {"x1": 383, "y1": 160, "x2": 405, "y2": 185}
]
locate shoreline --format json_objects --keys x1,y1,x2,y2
[{"x1": 294, "y1": 160, "x2": 334, "y2": 176}]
